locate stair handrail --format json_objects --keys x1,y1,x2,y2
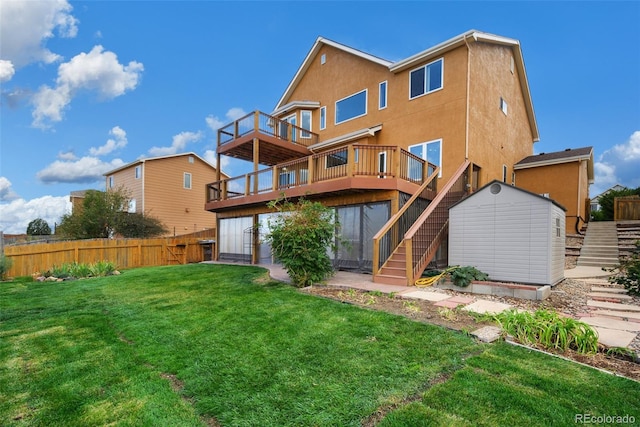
[
  {"x1": 372, "y1": 166, "x2": 440, "y2": 276},
  {"x1": 403, "y1": 160, "x2": 470, "y2": 283}
]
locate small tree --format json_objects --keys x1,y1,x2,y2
[
  {"x1": 26, "y1": 218, "x2": 52, "y2": 236},
  {"x1": 57, "y1": 188, "x2": 130, "y2": 239},
  {"x1": 265, "y1": 198, "x2": 339, "y2": 287},
  {"x1": 595, "y1": 187, "x2": 640, "y2": 221},
  {"x1": 114, "y1": 212, "x2": 167, "y2": 238},
  {"x1": 0, "y1": 255, "x2": 12, "y2": 280}
]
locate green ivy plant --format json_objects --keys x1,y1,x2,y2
[
  {"x1": 606, "y1": 242, "x2": 640, "y2": 296},
  {"x1": 265, "y1": 197, "x2": 339, "y2": 287},
  {"x1": 449, "y1": 266, "x2": 489, "y2": 287}
]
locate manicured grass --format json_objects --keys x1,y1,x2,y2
[{"x1": 1, "y1": 264, "x2": 639, "y2": 426}]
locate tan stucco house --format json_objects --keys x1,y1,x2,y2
[
  {"x1": 105, "y1": 152, "x2": 223, "y2": 237},
  {"x1": 205, "y1": 30, "x2": 555, "y2": 285},
  {"x1": 514, "y1": 146, "x2": 594, "y2": 234}
]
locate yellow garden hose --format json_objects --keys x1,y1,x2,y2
[{"x1": 414, "y1": 266, "x2": 459, "y2": 287}]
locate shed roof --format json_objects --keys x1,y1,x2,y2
[
  {"x1": 450, "y1": 180, "x2": 566, "y2": 211},
  {"x1": 514, "y1": 146, "x2": 594, "y2": 182}
]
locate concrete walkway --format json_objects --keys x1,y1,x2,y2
[{"x1": 260, "y1": 263, "x2": 638, "y2": 350}]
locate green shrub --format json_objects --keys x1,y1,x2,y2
[
  {"x1": 265, "y1": 198, "x2": 339, "y2": 287},
  {"x1": 607, "y1": 247, "x2": 640, "y2": 296},
  {"x1": 449, "y1": 266, "x2": 489, "y2": 287},
  {"x1": 494, "y1": 309, "x2": 599, "y2": 354},
  {"x1": 0, "y1": 255, "x2": 13, "y2": 280},
  {"x1": 47, "y1": 261, "x2": 118, "y2": 280}
]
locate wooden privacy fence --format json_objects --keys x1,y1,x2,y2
[
  {"x1": 615, "y1": 196, "x2": 640, "y2": 221},
  {"x1": 4, "y1": 233, "x2": 216, "y2": 278}
]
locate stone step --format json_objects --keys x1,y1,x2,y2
[
  {"x1": 590, "y1": 326, "x2": 638, "y2": 348},
  {"x1": 587, "y1": 300, "x2": 640, "y2": 312},
  {"x1": 592, "y1": 310, "x2": 640, "y2": 321},
  {"x1": 591, "y1": 286, "x2": 628, "y2": 294},
  {"x1": 588, "y1": 292, "x2": 633, "y2": 301},
  {"x1": 580, "y1": 316, "x2": 640, "y2": 332}
]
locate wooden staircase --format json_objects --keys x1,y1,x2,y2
[{"x1": 373, "y1": 161, "x2": 470, "y2": 286}]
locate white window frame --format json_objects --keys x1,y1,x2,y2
[
  {"x1": 300, "y1": 110, "x2": 312, "y2": 138},
  {"x1": 500, "y1": 97, "x2": 508, "y2": 115},
  {"x1": 184, "y1": 172, "x2": 192, "y2": 189},
  {"x1": 319, "y1": 106, "x2": 326, "y2": 130},
  {"x1": 409, "y1": 58, "x2": 444, "y2": 100},
  {"x1": 188, "y1": 156, "x2": 195, "y2": 164},
  {"x1": 108, "y1": 176, "x2": 114, "y2": 188},
  {"x1": 135, "y1": 165, "x2": 141, "y2": 179},
  {"x1": 408, "y1": 139, "x2": 443, "y2": 178},
  {"x1": 128, "y1": 199, "x2": 137, "y2": 213},
  {"x1": 335, "y1": 89, "x2": 367, "y2": 125},
  {"x1": 378, "y1": 151, "x2": 387, "y2": 178},
  {"x1": 379, "y1": 81, "x2": 387, "y2": 110}
]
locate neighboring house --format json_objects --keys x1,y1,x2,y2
[
  {"x1": 205, "y1": 30, "x2": 542, "y2": 285},
  {"x1": 105, "y1": 153, "x2": 223, "y2": 237},
  {"x1": 69, "y1": 190, "x2": 88, "y2": 214},
  {"x1": 590, "y1": 184, "x2": 627, "y2": 212},
  {"x1": 514, "y1": 147, "x2": 593, "y2": 235},
  {"x1": 449, "y1": 180, "x2": 566, "y2": 286}
]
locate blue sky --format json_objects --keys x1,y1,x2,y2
[{"x1": 1, "y1": 1, "x2": 639, "y2": 234}]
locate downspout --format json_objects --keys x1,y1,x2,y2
[{"x1": 464, "y1": 35, "x2": 471, "y2": 161}]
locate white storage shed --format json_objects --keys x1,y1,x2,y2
[{"x1": 449, "y1": 180, "x2": 566, "y2": 286}]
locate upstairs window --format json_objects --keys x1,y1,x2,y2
[
  {"x1": 184, "y1": 172, "x2": 192, "y2": 189},
  {"x1": 409, "y1": 58, "x2": 443, "y2": 99},
  {"x1": 135, "y1": 165, "x2": 141, "y2": 179},
  {"x1": 108, "y1": 176, "x2": 114, "y2": 188},
  {"x1": 300, "y1": 110, "x2": 312, "y2": 138},
  {"x1": 500, "y1": 97, "x2": 508, "y2": 115},
  {"x1": 319, "y1": 106, "x2": 326, "y2": 130},
  {"x1": 409, "y1": 139, "x2": 442, "y2": 178},
  {"x1": 379, "y1": 81, "x2": 387, "y2": 110},
  {"x1": 335, "y1": 89, "x2": 367, "y2": 124},
  {"x1": 326, "y1": 148, "x2": 348, "y2": 168}
]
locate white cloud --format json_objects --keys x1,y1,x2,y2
[
  {"x1": 37, "y1": 156, "x2": 125, "y2": 184},
  {"x1": 90, "y1": 126, "x2": 127, "y2": 156},
  {"x1": 148, "y1": 131, "x2": 203, "y2": 157},
  {"x1": 0, "y1": 0, "x2": 78, "y2": 68},
  {"x1": 0, "y1": 60, "x2": 15, "y2": 82},
  {"x1": 57, "y1": 151, "x2": 78, "y2": 161},
  {"x1": 0, "y1": 195, "x2": 71, "y2": 234},
  {"x1": 0, "y1": 177, "x2": 20, "y2": 201},
  {"x1": 592, "y1": 131, "x2": 640, "y2": 196},
  {"x1": 206, "y1": 107, "x2": 248, "y2": 132},
  {"x1": 31, "y1": 46, "x2": 144, "y2": 128},
  {"x1": 203, "y1": 149, "x2": 231, "y2": 171}
]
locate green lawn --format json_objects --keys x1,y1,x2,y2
[{"x1": 1, "y1": 264, "x2": 638, "y2": 426}]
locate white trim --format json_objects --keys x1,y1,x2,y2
[
  {"x1": 334, "y1": 89, "x2": 368, "y2": 125},
  {"x1": 184, "y1": 172, "x2": 192, "y2": 189},
  {"x1": 309, "y1": 125, "x2": 382, "y2": 151},
  {"x1": 300, "y1": 110, "x2": 312, "y2": 138},
  {"x1": 271, "y1": 100, "x2": 320, "y2": 117},
  {"x1": 319, "y1": 106, "x2": 326, "y2": 130},
  {"x1": 378, "y1": 81, "x2": 387, "y2": 110},
  {"x1": 409, "y1": 138, "x2": 443, "y2": 178}
]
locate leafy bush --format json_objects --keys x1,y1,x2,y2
[
  {"x1": 607, "y1": 245, "x2": 640, "y2": 296},
  {"x1": 26, "y1": 218, "x2": 52, "y2": 235},
  {"x1": 265, "y1": 198, "x2": 339, "y2": 287},
  {"x1": 449, "y1": 266, "x2": 489, "y2": 287},
  {"x1": 46, "y1": 261, "x2": 118, "y2": 280},
  {"x1": 0, "y1": 255, "x2": 13, "y2": 280},
  {"x1": 494, "y1": 309, "x2": 599, "y2": 354}
]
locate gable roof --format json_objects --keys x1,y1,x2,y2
[
  {"x1": 274, "y1": 30, "x2": 539, "y2": 142},
  {"x1": 514, "y1": 146, "x2": 594, "y2": 181},
  {"x1": 451, "y1": 179, "x2": 567, "y2": 211},
  {"x1": 104, "y1": 152, "x2": 226, "y2": 177}
]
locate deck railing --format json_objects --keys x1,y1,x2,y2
[
  {"x1": 405, "y1": 160, "x2": 470, "y2": 283},
  {"x1": 217, "y1": 110, "x2": 319, "y2": 147},
  {"x1": 372, "y1": 167, "x2": 440, "y2": 274},
  {"x1": 206, "y1": 144, "x2": 433, "y2": 203}
]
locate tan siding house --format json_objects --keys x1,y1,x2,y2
[
  {"x1": 204, "y1": 30, "x2": 577, "y2": 285},
  {"x1": 515, "y1": 147, "x2": 594, "y2": 234},
  {"x1": 106, "y1": 153, "x2": 223, "y2": 237}
]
